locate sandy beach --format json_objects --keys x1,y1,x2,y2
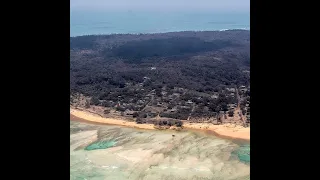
[
  {"x1": 70, "y1": 108, "x2": 250, "y2": 141},
  {"x1": 183, "y1": 123, "x2": 250, "y2": 141},
  {"x1": 70, "y1": 108, "x2": 155, "y2": 130}
]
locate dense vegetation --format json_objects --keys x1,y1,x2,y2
[{"x1": 70, "y1": 30, "x2": 250, "y2": 124}]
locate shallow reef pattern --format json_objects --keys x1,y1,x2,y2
[{"x1": 70, "y1": 121, "x2": 250, "y2": 180}]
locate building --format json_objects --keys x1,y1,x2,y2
[
  {"x1": 124, "y1": 110, "x2": 135, "y2": 116},
  {"x1": 170, "y1": 108, "x2": 177, "y2": 112},
  {"x1": 240, "y1": 88, "x2": 248, "y2": 93},
  {"x1": 187, "y1": 100, "x2": 193, "y2": 104},
  {"x1": 211, "y1": 95, "x2": 218, "y2": 99},
  {"x1": 227, "y1": 88, "x2": 236, "y2": 92}
]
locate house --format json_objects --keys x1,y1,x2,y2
[
  {"x1": 151, "y1": 67, "x2": 156, "y2": 70},
  {"x1": 228, "y1": 88, "x2": 236, "y2": 92},
  {"x1": 124, "y1": 110, "x2": 135, "y2": 116},
  {"x1": 173, "y1": 93, "x2": 180, "y2": 97},
  {"x1": 187, "y1": 100, "x2": 193, "y2": 104},
  {"x1": 181, "y1": 106, "x2": 191, "y2": 109},
  {"x1": 228, "y1": 104, "x2": 236, "y2": 110},
  {"x1": 240, "y1": 88, "x2": 248, "y2": 93},
  {"x1": 137, "y1": 100, "x2": 144, "y2": 105},
  {"x1": 246, "y1": 115, "x2": 250, "y2": 121},
  {"x1": 147, "y1": 112, "x2": 157, "y2": 117},
  {"x1": 211, "y1": 95, "x2": 218, "y2": 99},
  {"x1": 170, "y1": 108, "x2": 177, "y2": 112}
]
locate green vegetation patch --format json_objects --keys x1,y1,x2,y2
[{"x1": 85, "y1": 140, "x2": 117, "y2": 151}]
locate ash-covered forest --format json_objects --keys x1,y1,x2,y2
[{"x1": 70, "y1": 30, "x2": 250, "y2": 126}]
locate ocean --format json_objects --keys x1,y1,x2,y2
[{"x1": 70, "y1": 10, "x2": 250, "y2": 37}]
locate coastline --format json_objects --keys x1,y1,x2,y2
[
  {"x1": 70, "y1": 108, "x2": 155, "y2": 130},
  {"x1": 70, "y1": 29, "x2": 250, "y2": 37},
  {"x1": 70, "y1": 108, "x2": 250, "y2": 141}
]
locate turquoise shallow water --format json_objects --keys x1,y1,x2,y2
[
  {"x1": 85, "y1": 140, "x2": 117, "y2": 151},
  {"x1": 232, "y1": 144, "x2": 250, "y2": 164},
  {"x1": 70, "y1": 11, "x2": 250, "y2": 36}
]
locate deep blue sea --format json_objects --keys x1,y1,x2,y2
[{"x1": 70, "y1": 10, "x2": 250, "y2": 37}]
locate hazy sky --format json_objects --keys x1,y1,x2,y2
[{"x1": 71, "y1": 0, "x2": 250, "y2": 12}]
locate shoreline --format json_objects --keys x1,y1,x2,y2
[
  {"x1": 70, "y1": 108, "x2": 250, "y2": 141},
  {"x1": 70, "y1": 29, "x2": 250, "y2": 38}
]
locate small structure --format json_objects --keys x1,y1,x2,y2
[
  {"x1": 137, "y1": 100, "x2": 144, "y2": 105},
  {"x1": 240, "y1": 88, "x2": 248, "y2": 93},
  {"x1": 173, "y1": 93, "x2": 180, "y2": 97},
  {"x1": 124, "y1": 110, "x2": 135, "y2": 116},
  {"x1": 181, "y1": 106, "x2": 190, "y2": 109},
  {"x1": 211, "y1": 95, "x2": 218, "y2": 99},
  {"x1": 161, "y1": 91, "x2": 167, "y2": 96},
  {"x1": 187, "y1": 100, "x2": 193, "y2": 104},
  {"x1": 170, "y1": 108, "x2": 177, "y2": 112},
  {"x1": 227, "y1": 88, "x2": 236, "y2": 92}
]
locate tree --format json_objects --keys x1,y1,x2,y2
[
  {"x1": 85, "y1": 99, "x2": 90, "y2": 109},
  {"x1": 228, "y1": 110, "x2": 234, "y2": 117},
  {"x1": 116, "y1": 106, "x2": 126, "y2": 112},
  {"x1": 221, "y1": 103, "x2": 228, "y2": 112},
  {"x1": 155, "y1": 89, "x2": 162, "y2": 97},
  {"x1": 132, "y1": 112, "x2": 139, "y2": 118},
  {"x1": 90, "y1": 97, "x2": 100, "y2": 106},
  {"x1": 143, "y1": 113, "x2": 148, "y2": 118},
  {"x1": 136, "y1": 118, "x2": 143, "y2": 124},
  {"x1": 175, "y1": 120, "x2": 183, "y2": 127},
  {"x1": 242, "y1": 110, "x2": 246, "y2": 115}
]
